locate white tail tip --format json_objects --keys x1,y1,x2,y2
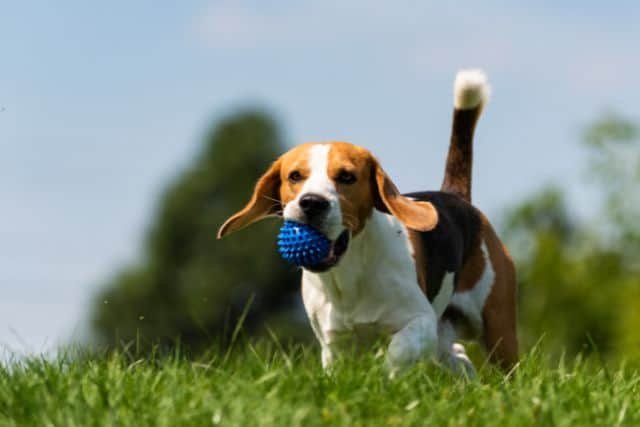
[{"x1": 453, "y1": 69, "x2": 490, "y2": 110}]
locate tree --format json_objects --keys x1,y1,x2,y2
[
  {"x1": 503, "y1": 113, "x2": 640, "y2": 361},
  {"x1": 583, "y1": 114, "x2": 640, "y2": 261},
  {"x1": 92, "y1": 111, "x2": 309, "y2": 351}
]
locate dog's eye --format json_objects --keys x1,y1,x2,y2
[
  {"x1": 336, "y1": 170, "x2": 357, "y2": 185},
  {"x1": 288, "y1": 170, "x2": 303, "y2": 183}
]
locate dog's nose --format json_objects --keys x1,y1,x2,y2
[{"x1": 299, "y1": 193, "x2": 330, "y2": 218}]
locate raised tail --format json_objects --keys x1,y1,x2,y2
[{"x1": 440, "y1": 69, "x2": 490, "y2": 203}]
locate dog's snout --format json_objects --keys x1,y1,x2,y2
[{"x1": 299, "y1": 193, "x2": 330, "y2": 218}]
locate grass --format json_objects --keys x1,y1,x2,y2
[{"x1": 0, "y1": 342, "x2": 639, "y2": 427}]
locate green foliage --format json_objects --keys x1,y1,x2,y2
[
  {"x1": 583, "y1": 114, "x2": 640, "y2": 254},
  {"x1": 504, "y1": 113, "x2": 640, "y2": 361},
  {"x1": 1, "y1": 345, "x2": 639, "y2": 426},
  {"x1": 92, "y1": 111, "x2": 309, "y2": 351}
]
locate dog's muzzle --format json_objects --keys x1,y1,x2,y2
[
  {"x1": 305, "y1": 229, "x2": 350, "y2": 272},
  {"x1": 284, "y1": 192, "x2": 349, "y2": 271}
]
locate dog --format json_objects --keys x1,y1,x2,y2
[{"x1": 217, "y1": 70, "x2": 517, "y2": 376}]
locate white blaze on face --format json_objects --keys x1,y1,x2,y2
[{"x1": 283, "y1": 144, "x2": 343, "y2": 240}]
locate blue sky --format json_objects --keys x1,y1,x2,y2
[{"x1": 1, "y1": 1, "x2": 639, "y2": 354}]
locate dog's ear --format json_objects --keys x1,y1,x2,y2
[
  {"x1": 370, "y1": 157, "x2": 438, "y2": 232},
  {"x1": 217, "y1": 158, "x2": 282, "y2": 239}
]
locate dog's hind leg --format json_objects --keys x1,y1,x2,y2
[
  {"x1": 482, "y1": 303, "x2": 518, "y2": 371},
  {"x1": 438, "y1": 319, "x2": 476, "y2": 378},
  {"x1": 481, "y1": 239, "x2": 518, "y2": 370}
]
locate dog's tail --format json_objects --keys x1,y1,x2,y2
[{"x1": 440, "y1": 69, "x2": 490, "y2": 203}]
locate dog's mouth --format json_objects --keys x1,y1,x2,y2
[{"x1": 307, "y1": 229, "x2": 350, "y2": 273}]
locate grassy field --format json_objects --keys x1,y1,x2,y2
[{"x1": 1, "y1": 342, "x2": 639, "y2": 427}]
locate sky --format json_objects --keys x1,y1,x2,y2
[{"x1": 1, "y1": 1, "x2": 639, "y2": 355}]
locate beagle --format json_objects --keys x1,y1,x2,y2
[{"x1": 218, "y1": 70, "x2": 517, "y2": 376}]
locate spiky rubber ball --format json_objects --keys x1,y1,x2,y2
[{"x1": 277, "y1": 221, "x2": 331, "y2": 267}]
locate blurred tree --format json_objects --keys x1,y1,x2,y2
[
  {"x1": 503, "y1": 113, "x2": 640, "y2": 361},
  {"x1": 583, "y1": 114, "x2": 640, "y2": 261},
  {"x1": 504, "y1": 187, "x2": 624, "y2": 358},
  {"x1": 583, "y1": 114, "x2": 640, "y2": 356},
  {"x1": 92, "y1": 111, "x2": 309, "y2": 351}
]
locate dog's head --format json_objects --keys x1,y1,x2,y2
[{"x1": 217, "y1": 142, "x2": 438, "y2": 271}]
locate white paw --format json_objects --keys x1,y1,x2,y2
[{"x1": 445, "y1": 344, "x2": 476, "y2": 378}]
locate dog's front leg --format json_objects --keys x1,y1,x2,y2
[
  {"x1": 386, "y1": 312, "x2": 438, "y2": 377},
  {"x1": 321, "y1": 346, "x2": 335, "y2": 370}
]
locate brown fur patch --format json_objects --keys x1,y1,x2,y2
[
  {"x1": 217, "y1": 157, "x2": 284, "y2": 238},
  {"x1": 441, "y1": 107, "x2": 481, "y2": 202},
  {"x1": 276, "y1": 143, "x2": 314, "y2": 208},
  {"x1": 371, "y1": 160, "x2": 438, "y2": 232},
  {"x1": 455, "y1": 236, "x2": 486, "y2": 291},
  {"x1": 479, "y1": 215, "x2": 518, "y2": 369},
  {"x1": 408, "y1": 230, "x2": 428, "y2": 296},
  {"x1": 326, "y1": 142, "x2": 376, "y2": 236},
  {"x1": 217, "y1": 142, "x2": 325, "y2": 237}
]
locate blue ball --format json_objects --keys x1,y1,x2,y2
[{"x1": 277, "y1": 221, "x2": 331, "y2": 267}]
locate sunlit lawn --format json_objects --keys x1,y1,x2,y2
[{"x1": 1, "y1": 342, "x2": 638, "y2": 427}]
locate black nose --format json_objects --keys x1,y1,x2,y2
[{"x1": 299, "y1": 193, "x2": 330, "y2": 218}]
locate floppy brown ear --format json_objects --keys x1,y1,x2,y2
[
  {"x1": 217, "y1": 159, "x2": 282, "y2": 239},
  {"x1": 371, "y1": 159, "x2": 438, "y2": 232}
]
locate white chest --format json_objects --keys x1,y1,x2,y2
[{"x1": 301, "y1": 211, "x2": 435, "y2": 347}]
